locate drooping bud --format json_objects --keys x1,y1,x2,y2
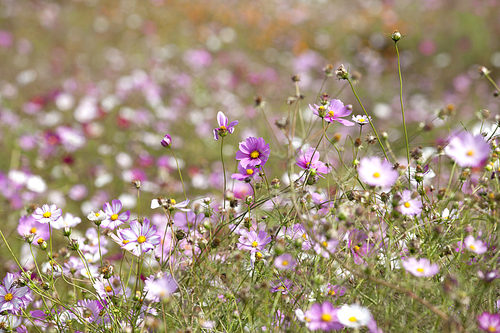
[{"x1": 161, "y1": 134, "x2": 172, "y2": 148}]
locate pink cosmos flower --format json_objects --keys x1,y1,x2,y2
[
  {"x1": 358, "y1": 157, "x2": 398, "y2": 187},
  {"x1": 32, "y1": 204, "x2": 62, "y2": 224},
  {"x1": 296, "y1": 147, "x2": 329, "y2": 175},
  {"x1": 120, "y1": 218, "x2": 161, "y2": 256},
  {"x1": 17, "y1": 215, "x2": 50, "y2": 245},
  {"x1": 237, "y1": 230, "x2": 271, "y2": 253},
  {"x1": 101, "y1": 199, "x2": 130, "y2": 230},
  {"x1": 304, "y1": 301, "x2": 343, "y2": 331},
  {"x1": 463, "y1": 235, "x2": 488, "y2": 254},
  {"x1": 477, "y1": 312, "x2": 500, "y2": 333},
  {"x1": 231, "y1": 162, "x2": 258, "y2": 182},
  {"x1": 146, "y1": 274, "x2": 177, "y2": 300},
  {"x1": 444, "y1": 132, "x2": 490, "y2": 168},
  {"x1": 310, "y1": 99, "x2": 354, "y2": 126},
  {"x1": 274, "y1": 253, "x2": 296, "y2": 270},
  {"x1": 270, "y1": 278, "x2": 293, "y2": 294},
  {"x1": 235, "y1": 137, "x2": 271, "y2": 169},
  {"x1": 402, "y1": 257, "x2": 439, "y2": 277},
  {"x1": 0, "y1": 273, "x2": 32, "y2": 312},
  {"x1": 397, "y1": 190, "x2": 422, "y2": 216},
  {"x1": 213, "y1": 111, "x2": 238, "y2": 140}
]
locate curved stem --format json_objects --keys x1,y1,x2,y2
[{"x1": 170, "y1": 148, "x2": 187, "y2": 200}]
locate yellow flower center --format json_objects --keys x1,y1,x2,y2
[
  {"x1": 322, "y1": 241, "x2": 328, "y2": 247},
  {"x1": 328, "y1": 290, "x2": 336, "y2": 295},
  {"x1": 220, "y1": 125, "x2": 227, "y2": 130},
  {"x1": 466, "y1": 150, "x2": 474, "y2": 156},
  {"x1": 111, "y1": 214, "x2": 119, "y2": 221},
  {"x1": 469, "y1": 245, "x2": 476, "y2": 250},
  {"x1": 328, "y1": 111, "x2": 334, "y2": 117},
  {"x1": 282, "y1": 260, "x2": 288, "y2": 266},
  {"x1": 171, "y1": 199, "x2": 176, "y2": 205},
  {"x1": 123, "y1": 240, "x2": 130, "y2": 244},
  {"x1": 349, "y1": 316, "x2": 357, "y2": 322},
  {"x1": 4, "y1": 293, "x2": 13, "y2": 301},
  {"x1": 105, "y1": 286, "x2": 113, "y2": 293},
  {"x1": 306, "y1": 161, "x2": 311, "y2": 166},
  {"x1": 137, "y1": 236, "x2": 146, "y2": 244},
  {"x1": 354, "y1": 245, "x2": 360, "y2": 252},
  {"x1": 250, "y1": 150, "x2": 260, "y2": 159},
  {"x1": 251, "y1": 241, "x2": 258, "y2": 247},
  {"x1": 359, "y1": 118, "x2": 365, "y2": 122},
  {"x1": 246, "y1": 169, "x2": 254, "y2": 175},
  {"x1": 488, "y1": 326, "x2": 496, "y2": 332},
  {"x1": 43, "y1": 212, "x2": 52, "y2": 218},
  {"x1": 30, "y1": 227, "x2": 37, "y2": 234},
  {"x1": 256, "y1": 252, "x2": 262, "y2": 259},
  {"x1": 95, "y1": 213, "x2": 100, "y2": 217},
  {"x1": 416, "y1": 268, "x2": 424, "y2": 273},
  {"x1": 318, "y1": 106, "x2": 325, "y2": 111},
  {"x1": 373, "y1": 172, "x2": 380, "y2": 178},
  {"x1": 302, "y1": 233, "x2": 308, "y2": 240},
  {"x1": 321, "y1": 314, "x2": 332, "y2": 322},
  {"x1": 305, "y1": 316, "x2": 311, "y2": 322},
  {"x1": 37, "y1": 238, "x2": 44, "y2": 245},
  {"x1": 404, "y1": 202, "x2": 411, "y2": 208}
]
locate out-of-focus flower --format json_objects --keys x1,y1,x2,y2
[
  {"x1": 32, "y1": 204, "x2": 62, "y2": 224},
  {"x1": 146, "y1": 274, "x2": 177, "y2": 300},
  {"x1": 463, "y1": 235, "x2": 487, "y2": 254},
  {"x1": 270, "y1": 279, "x2": 293, "y2": 295},
  {"x1": 17, "y1": 215, "x2": 49, "y2": 245},
  {"x1": 0, "y1": 273, "x2": 32, "y2": 312},
  {"x1": 358, "y1": 157, "x2": 398, "y2": 188},
  {"x1": 235, "y1": 137, "x2": 271, "y2": 169},
  {"x1": 213, "y1": 111, "x2": 238, "y2": 140},
  {"x1": 477, "y1": 312, "x2": 500, "y2": 333},
  {"x1": 402, "y1": 257, "x2": 439, "y2": 277},
  {"x1": 161, "y1": 134, "x2": 172, "y2": 148},
  {"x1": 337, "y1": 304, "x2": 372, "y2": 329},
  {"x1": 51, "y1": 213, "x2": 82, "y2": 230},
  {"x1": 274, "y1": 253, "x2": 296, "y2": 270},
  {"x1": 397, "y1": 190, "x2": 422, "y2": 216},
  {"x1": 304, "y1": 301, "x2": 343, "y2": 331},
  {"x1": 444, "y1": 132, "x2": 490, "y2": 168}
]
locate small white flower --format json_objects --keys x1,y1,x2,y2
[
  {"x1": 87, "y1": 210, "x2": 107, "y2": 222},
  {"x1": 337, "y1": 304, "x2": 372, "y2": 328}
]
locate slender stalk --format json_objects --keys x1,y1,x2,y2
[
  {"x1": 347, "y1": 78, "x2": 390, "y2": 161},
  {"x1": 395, "y1": 42, "x2": 411, "y2": 187},
  {"x1": 170, "y1": 148, "x2": 187, "y2": 200},
  {"x1": 221, "y1": 137, "x2": 226, "y2": 209}
]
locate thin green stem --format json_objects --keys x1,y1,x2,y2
[
  {"x1": 395, "y1": 43, "x2": 411, "y2": 181},
  {"x1": 221, "y1": 137, "x2": 226, "y2": 209},
  {"x1": 170, "y1": 148, "x2": 187, "y2": 200}
]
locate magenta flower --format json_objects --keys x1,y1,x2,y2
[
  {"x1": 463, "y1": 235, "x2": 488, "y2": 254},
  {"x1": 101, "y1": 199, "x2": 130, "y2": 230},
  {"x1": 397, "y1": 190, "x2": 422, "y2": 216},
  {"x1": 32, "y1": 204, "x2": 62, "y2": 224},
  {"x1": 270, "y1": 278, "x2": 293, "y2": 294},
  {"x1": 147, "y1": 274, "x2": 177, "y2": 300},
  {"x1": 274, "y1": 253, "x2": 296, "y2": 270},
  {"x1": 304, "y1": 301, "x2": 343, "y2": 331},
  {"x1": 237, "y1": 230, "x2": 271, "y2": 253},
  {"x1": 120, "y1": 218, "x2": 161, "y2": 256},
  {"x1": 358, "y1": 156, "x2": 398, "y2": 187},
  {"x1": 296, "y1": 147, "x2": 329, "y2": 175},
  {"x1": 310, "y1": 99, "x2": 354, "y2": 126},
  {"x1": 477, "y1": 312, "x2": 500, "y2": 333},
  {"x1": 213, "y1": 111, "x2": 238, "y2": 141},
  {"x1": 444, "y1": 132, "x2": 490, "y2": 168},
  {"x1": 235, "y1": 137, "x2": 271, "y2": 169},
  {"x1": 402, "y1": 257, "x2": 439, "y2": 277},
  {"x1": 231, "y1": 163, "x2": 258, "y2": 182},
  {"x1": 0, "y1": 273, "x2": 32, "y2": 312},
  {"x1": 323, "y1": 284, "x2": 346, "y2": 298}
]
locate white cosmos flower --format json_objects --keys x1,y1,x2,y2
[{"x1": 337, "y1": 304, "x2": 372, "y2": 328}]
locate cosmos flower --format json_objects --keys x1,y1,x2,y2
[
  {"x1": 477, "y1": 312, "x2": 500, "y2": 333},
  {"x1": 444, "y1": 132, "x2": 490, "y2": 168},
  {"x1": 51, "y1": 212, "x2": 82, "y2": 230},
  {"x1": 231, "y1": 162, "x2": 258, "y2": 182},
  {"x1": 270, "y1": 279, "x2": 293, "y2": 295},
  {"x1": 397, "y1": 190, "x2": 422, "y2": 216},
  {"x1": 237, "y1": 230, "x2": 271, "y2": 253},
  {"x1": 337, "y1": 304, "x2": 372, "y2": 329},
  {"x1": 146, "y1": 274, "x2": 177, "y2": 300},
  {"x1": 120, "y1": 218, "x2": 161, "y2": 256},
  {"x1": 101, "y1": 199, "x2": 130, "y2": 230},
  {"x1": 296, "y1": 147, "x2": 329, "y2": 176},
  {"x1": 213, "y1": 111, "x2": 238, "y2": 140},
  {"x1": 32, "y1": 204, "x2": 62, "y2": 224},
  {"x1": 309, "y1": 99, "x2": 354, "y2": 126},
  {"x1": 402, "y1": 257, "x2": 439, "y2": 277},
  {"x1": 358, "y1": 156, "x2": 399, "y2": 188},
  {"x1": 0, "y1": 273, "x2": 32, "y2": 312},
  {"x1": 235, "y1": 137, "x2": 271, "y2": 169},
  {"x1": 352, "y1": 115, "x2": 372, "y2": 125},
  {"x1": 304, "y1": 301, "x2": 343, "y2": 331},
  {"x1": 463, "y1": 235, "x2": 488, "y2": 255},
  {"x1": 17, "y1": 215, "x2": 49, "y2": 245},
  {"x1": 274, "y1": 253, "x2": 296, "y2": 270}
]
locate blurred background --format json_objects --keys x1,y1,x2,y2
[{"x1": 1, "y1": 0, "x2": 499, "y2": 239}]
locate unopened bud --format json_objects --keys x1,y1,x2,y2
[{"x1": 391, "y1": 30, "x2": 402, "y2": 42}]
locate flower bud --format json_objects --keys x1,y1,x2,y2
[
  {"x1": 391, "y1": 30, "x2": 402, "y2": 42},
  {"x1": 161, "y1": 134, "x2": 172, "y2": 148},
  {"x1": 63, "y1": 227, "x2": 72, "y2": 237},
  {"x1": 335, "y1": 64, "x2": 349, "y2": 80},
  {"x1": 38, "y1": 239, "x2": 48, "y2": 250}
]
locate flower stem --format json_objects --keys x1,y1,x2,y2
[
  {"x1": 221, "y1": 136, "x2": 226, "y2": 209},
  {"x1": 170, "y1": 148, "x2": 187, "y2": 200}
]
